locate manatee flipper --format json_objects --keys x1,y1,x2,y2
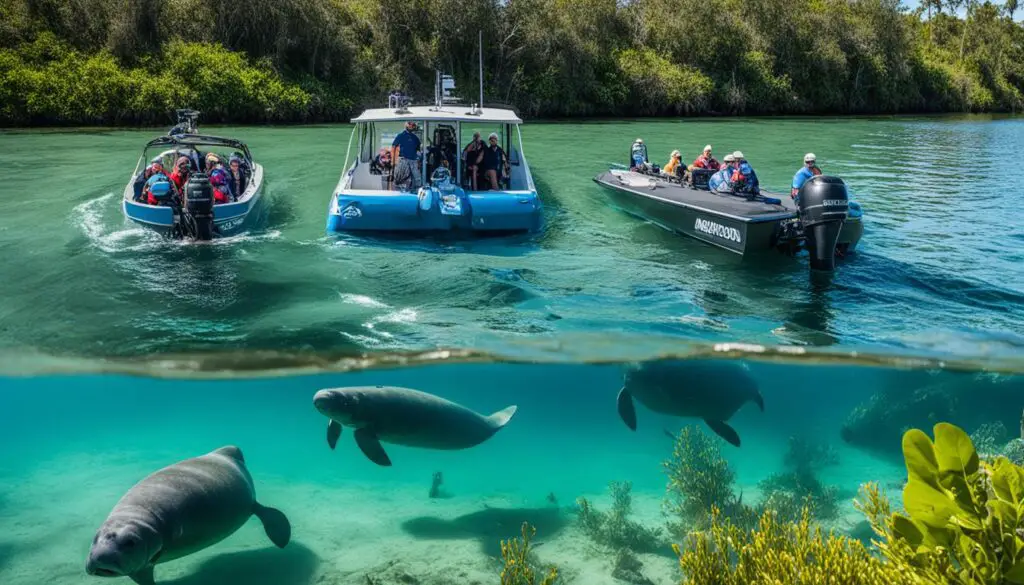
[
  {"x1": 616, "y1": 387, "x2": 637, "y2": 431},
  {"x1": 704, "y1": 418, "x2": 741, "y2": 447},
  {"x1": 354, "y1": 427, "x2": 392, "y2": 466},
  {"x1": 327, "y1": 420, "x2": 342, "y2": 450},
  {"x1": 751, "y1": 389, "x2": 765, "y2": 412},
  {"x1": 253, "y1": 502, "x2": 291, "y2": 548},
  {"x1": 129, "y1": 566, "x2": 155, "y2": 585},
  {"x1": 486, "y1": 405, "x2": 517, "y2": 430}
]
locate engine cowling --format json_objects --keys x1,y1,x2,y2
[
  {"x1": 184, "y1": 172, "x2": 214, "y2": 241},
  {"x1": 797, "y1": 176, "x2": 849, "y2": 271}
]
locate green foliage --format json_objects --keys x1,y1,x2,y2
[
  {"x1": 663, "y1": 426, "x2": 746, "y2": 534},
  {"x1": 575, "y1": 481, "x2": 664, "y2": 554},
  {"x1": 674, "y1": 505, "x2": 917, "y2": 585},
  {"x1": 2, "y1": 0, "x2": 1024, "y2": 124},
  {"x1": 499, "y1": 522, "x2": 558, "y2": 585},
  {"x1": 858, "y1": 422, "x2": 1024, "y2": 584},
  {"x1": 758, "y1": 466, "x2": 841, "y2": 523}
]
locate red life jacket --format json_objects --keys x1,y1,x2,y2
[{"x1": 213, "y1": 187, "x2": 230, "y2": 204}]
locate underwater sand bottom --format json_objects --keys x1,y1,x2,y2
[{"x1": 0, "y1": 442, "x2": 901, "y2": 585}]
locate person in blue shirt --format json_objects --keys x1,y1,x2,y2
[
  {"x1": 391, "y1": 120, "x2": 422, "y2": 191},
  {"x1": 708, "y1": 154, "x2": 735, "y2": 193},
  {"x1": 630, "y1": 138, "x2": 648, "y2": 170},
  {"x1": 791, "y1": 153, "x2": 822, "y2": 200},
  {"x1": 730, "y1": 150, "x2": 760, "y2": 195}
]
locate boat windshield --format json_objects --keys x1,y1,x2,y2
[{"x1": 348, "y1": 119, "x2": 530, "y2": 193}]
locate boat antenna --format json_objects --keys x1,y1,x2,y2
[{"x1": 478, "y1": 30, "x2": 484, "y2": 113}]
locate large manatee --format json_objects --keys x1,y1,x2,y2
[
  {"x1": 313, "y1": 385, "x2": 517, "y2": 466},
  {"x1": 86, "y1": 446, "x2": 290, "y2": 585},
  {"x1": 616, "y1": 360, "x2": 764, "y2": 447}
]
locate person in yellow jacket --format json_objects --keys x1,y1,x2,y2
[{"x1": 663, "y1": 150, "x2": 685, "y2": 181}]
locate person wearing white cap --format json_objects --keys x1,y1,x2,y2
[
  {"x1": 708, "y1": 153, "x2": 736, "y2": 193},
  {"x1": 791, "y1": 152, "x2": 822, "y2": 199},
  {"x1": 630, "y1": 138, "x2": 649, "y2": 170},
  {"x1": 691, "y1": 144, "x2": 720, "y2": 170},
  {"x1": 729, "y1": 151, "x2": 760, "y2": 195}
]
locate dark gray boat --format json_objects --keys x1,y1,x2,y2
[{"x1": 594, "y1": 168, "x2": 864, "y2": 271}]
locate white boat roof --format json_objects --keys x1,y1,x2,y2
[{"x1": 351, "y1": 105, "x2": 522, "y2": 124}]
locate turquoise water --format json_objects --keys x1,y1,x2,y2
[{"x1": 1, "y1": 116, "x2": 1023, "y2": 584}]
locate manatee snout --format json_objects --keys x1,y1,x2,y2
[
  {"x1": 314, "y1": 389, "x2": 359, "y2": 424},
  {"x1": 86, "y1": 525, "x2": 151, "y2": 578}
]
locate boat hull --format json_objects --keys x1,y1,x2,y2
[
  {"x1": 326, "y1": 190, "x2": 542, "y2": 235},
  {"x1": 123, "y1": 164, "x2": 266, "y2": 238},
  {"x1": 594, "y1": 171, "x2": 863, "y2": 257}
]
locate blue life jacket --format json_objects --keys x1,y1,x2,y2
[
  {"x1": 735, "y1": 161, "x2": 760, "y2": 193},
  {"x1": 630, "y1": 143, "x2": 648, "y2": 168}
]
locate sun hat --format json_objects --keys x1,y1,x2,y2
[
  {"x1": 723, "y1": 154, "x2": 735, "y2": 163},
  {"x1": 671, "y1": 150, "x2": 681, "y2": 158},
  {"x1": 732, "y1": 151, "x2": 744, "y2": 160},
  {"x1": 489, "y1": 132, "x2": 499, "y2": 141},
  {"x1": 804, "y1": 153, "x2": 816, "y2": 162},
  {"x1": 703, "y1": 145, "x2": 712, "y2": 152}
]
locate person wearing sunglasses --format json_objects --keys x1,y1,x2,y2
[{"x1": 791, "y1": 153, "x2": 822, "y2": 200}]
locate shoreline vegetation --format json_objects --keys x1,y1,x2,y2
[{"x1": 1, "y1": 0, "x2": 1022, "y2": 127}]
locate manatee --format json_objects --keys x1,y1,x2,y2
[
  {"x1": 616, "y1": 360, "x2": 764, "y2": 447},
  {"x1": 313, "y1": 385, "x2": 517, "y2": 466},
  {"x1": 86, "y1": 446, "x2": 290, "y2": 585}
]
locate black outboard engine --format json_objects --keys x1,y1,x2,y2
[
  {"x1": 183, "y1": 172, "x2": 214, "y2": 241},
  {"x1": 797, "y1": 176, "x2": 849, "y2": 271}
]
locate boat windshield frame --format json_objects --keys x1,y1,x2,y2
[
  {"x1": 340, "y1": 113, "x2": 531, "y2": 194},
  {"x1": 143, "y1": 134, "x2": 254, "y2": 162}
]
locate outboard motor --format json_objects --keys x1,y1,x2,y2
[
  {"x1": 183, "y1": 172, "x2": 215, "y2": 241},
  {"x1": 797, "y1": 176, "x2": 849, "y2": 271}
]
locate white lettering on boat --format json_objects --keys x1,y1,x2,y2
[
  {"x1": 822, "y1": 199, "x2": 848, "y2": 207},
  {"x1": 693, "y1": 218, "x2": 742, "y2": 243}
]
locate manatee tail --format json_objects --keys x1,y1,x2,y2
[
  {"x1": 487, "y1": 405, "x2": 517, "y2": 430},
  {"x1": 751, "y1": 389, "x2": 765, "y2": 412},
  {"x1": 253, "y1": 502, "x2": 291, "y2": 548},
  {"x1": 617, "y1": 387, "x2": 637, "y2": 431}
]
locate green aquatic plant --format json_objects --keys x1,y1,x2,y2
[
  {"x1": 575, "y1": 481, "x2": 663, "y2": 553},
  {"x1": 856, "y1": 422, "x2": 1024, "y2": 584},
  {"x1": 970, "y1": 421, "x2": 1009, "y2": 461},
  {"x1": 674, "y1": 505, "x2": 916, "y2": 585},
  {"x1": 783, "y1": 434, "x2": 840, "y2": 470},
  {"x1": 499, "y1": 522, "x2": 558, "y2": 585},
  {"x1": 663, "y1": 426, "x2": 745, "y2": 533},
  {"x1": 758, "y1": 465, "x2": 840, "y2": 522}
]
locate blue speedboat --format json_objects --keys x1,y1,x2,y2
[
  {"x1": 326, "y1": 90, "x2": 542, "y2": 236},
  {"x1": 122, "y1": 110, "x2": 265, "y2": 240}
]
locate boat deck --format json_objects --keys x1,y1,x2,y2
[{"x1": 596, "y1": 169, "x2": 796, "y2": 224}]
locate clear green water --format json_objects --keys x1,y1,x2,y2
[
  {"x1": 0, "y1": 115, "x2": 1021, "y2": 363},
  {"x1": 0, "y1": 116, "x2": 1022, "y2": 584}
]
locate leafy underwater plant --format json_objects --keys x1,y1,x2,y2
[
  {"x1": 575, "y1": 481, "x2": 664, "y2": 553},
  {"x1": 499, "y1": 522, "x2": 558, "y2": 585},
  {"x1": 857, "y1": 422, "x2": 1024, "y2": 584},
  {"x1": 674, "y1": 505, "x2": 916, "y2": 585},
  {"x1": 663, "y1": 426, "x2": 745, "y2": 533}
]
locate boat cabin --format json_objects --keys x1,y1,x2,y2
[{"x1": 339, "y1": 105, "x2": 534, "y2": 195}]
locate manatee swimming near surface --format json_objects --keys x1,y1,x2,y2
[
  {"x1": 85, "y1": 446, "x2": 290, "y2": 585},
  {"x1": 313, "y1": 385, "x2": 517, "y2": 466},
  {"x1": 616, "y1": 359, "x2": 764, "y2": 447}
]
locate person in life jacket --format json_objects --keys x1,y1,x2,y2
[
  {"x1": 791, "y1": 152, "x2": 822, "y2": 200},
  {"x1": 170, "y1": 156, "x2": 191, "y2": 192},
  {"x1": 228, "y1": 155, "x2": 249, "y2": 199},
  {"x1": 630, "y1": 138, "x2": 648, "y2": 170},
  {"x1": 729, "y1": 151, "x2": 760, "y2": 195},
  {"x1": 691, "y1": 145, "x2": 720, "y2": 170},
  {"x1": 209, "y1": 170, "x2": 231, "y2": 204},
  {"x1": 662, "y1": 150, "x2": 685, "y2": 180},
  {"x1": 144, "y1": 164, "x2": 173, "y2": 205},
  {"x1": 708, "y1": 153, "x2": 736, "y2": 193}
]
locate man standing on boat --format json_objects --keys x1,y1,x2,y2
[{"x1": 391, "y1": 121, "x2": 422, "y2": 191}]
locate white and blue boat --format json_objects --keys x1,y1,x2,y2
[
  {"x1": 122, "y1": 110, "x2": 265, "y2": 240},
  {"x1": 327, "y1": 78, "x2": 541, "y2": 235}
]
